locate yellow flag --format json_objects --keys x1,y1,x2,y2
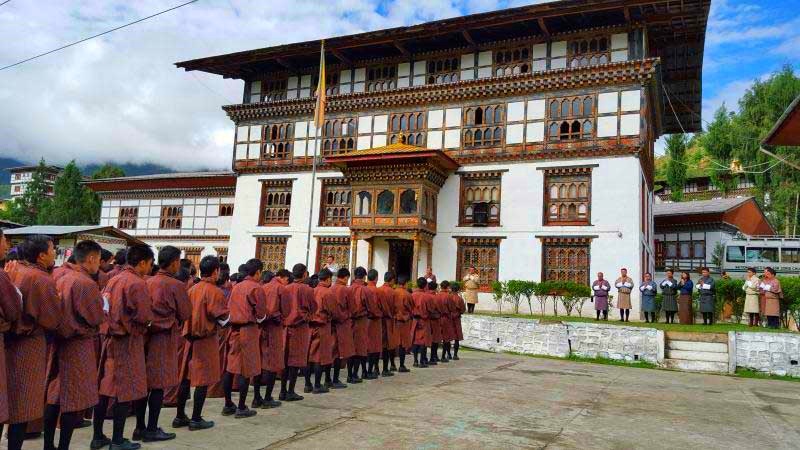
[{"x1": 314, "y1": 40, "x2": 326, "y2": 129}]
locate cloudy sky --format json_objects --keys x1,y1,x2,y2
[{"x1": 0, "y1": 0, "x2": 798, "y2": 171}]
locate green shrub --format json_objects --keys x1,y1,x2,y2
[
  {"x1": 491, "y1": 280, "x2": 506, "y2": 314},
  {"x1": 715, "y1": 278, "x2": 745, "y2": 323}
]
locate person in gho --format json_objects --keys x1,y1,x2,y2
[
  {"x1": 639, "y1": 272, "x2": 658, "y2": 323},
  {"x1": 591, "y1": 272, "x2": 610, "y2": 321},
  {"x1": 696, "y1": 267, "x2": 716, "y2": 325},
  {"x1": 659, "y1": 269, "x2": 679, "y2": 324},
  {"x1": 742, "y1": 267, "x2": 761, "y2": 327},
  {"x1": 614, "y1": 268, "x2": 634, "y2": 322}
]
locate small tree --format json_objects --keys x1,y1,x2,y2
[
  {"x1": 520, "y1": 281, "x2": 538, "y2": 316},
  {"x1": 714, "y1": 278, "x2": 745, "y2": 323},
  {"x1": 91, "y1": 163, "x2": 126, "y2": 179},
  {"x1": 38, "y1": 161, "x2": 100, "y2": 225},
  {"x1": 532, "y1": 282, "x2": 550, "y2": 317},
  {"x1": 665, "y1": 133, "x2": 688, "y2": 202},
  {"x1": 504, "y1": 280, "x2": 527, "y2": 314},
  {"x1": 710, "y1": 243, "x2": 725, "y2": 273},
  {"x1": 491, "y1": 281, "x2": 506, "y2": 314},
  {"x1": 569, "y1": 283, "x2": 592, "y2": 317}
]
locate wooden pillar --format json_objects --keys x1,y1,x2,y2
[
  {"x1": 349, "y1": 232, "x2": 358, "y2": 270},
  {"x1": 426, "y1": 237, "x2": 432, "y2": 273},
  {"x1": 367, "y1": 238, "x2": 374, "y2": 270},
  {"x1": 411, "y1": 233, "x2": 420, "y2": 280}
]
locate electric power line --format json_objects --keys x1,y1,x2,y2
[{"x1": 0, "y1": 0, "x2": 199, "y2": 72}]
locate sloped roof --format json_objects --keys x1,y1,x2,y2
[
  {"x1": 763, "y1": 94, "x2": 800, "y2": 147},
  {"x1": 325, "y1": 143, "x2": 459, "y2": 169},
  {"x1": 3, "y1": 225, "x2": 144, "y2": 245},
  {"x1": 653, "y1": 197, "x2": 752, "y2": 217}
]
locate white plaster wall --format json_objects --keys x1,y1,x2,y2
[{"x1": 99, "y1": 196, "x2": 233, "y2": 237}]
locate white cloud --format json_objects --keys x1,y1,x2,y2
[{"x1": 0, "y1": 0, "x2": 514, "y2": 171}]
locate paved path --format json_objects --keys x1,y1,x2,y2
[{"x1": 10, "y1": 350, "x2": 800, "y2": 449}]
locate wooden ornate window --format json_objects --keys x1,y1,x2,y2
[
  {"x1": 399, "y1": 189, "x2": 417, "y2": 214},
  {"x1": 459, "y1": 171, "x2": 502, "y2": 226},
  {"x1": 541, "y1": 236, "x2": 591, "y2": 285},
  {"x1": 463, "y1": 105, "x2": 504, "y2": 148},
  {"x1": 377, "y1": 190, "x2": 394, "y2": 214},
  {"x1": 259, "y1": 179, "x2": 293, "y2": 226},
  {"x1": 456, "y1": 237, "x2": 502, "y2": 290},
  {"x1": 182, "y1": 247, "x2": 202, "y2": 271},
  {"x1": 366, "y1": 65, "x2": 396, "y2": 92},
  {"x1": 262, "y1": 79, "x2": 288, "y2": 102},
  {"x1": 355, "y1": 191, "x2": 372, "y2": 216},
  {"x1": 214, "y1": 247, "x2": 228, "y2": 264},
  {"x1": 320, "y1": 178, "x2": 351, "y2": 226},
  {"x1": 219, "y1": 204, "x2": 234, "y2": 216},
  {"x1": 568, "y1": 36, "x2": 610, "y2": 68},
  {"x1": 316, "y1": 236, "x2": 350, "y2": 272},
  {"x1": 494, "y1": 46, "x2": 531, "y2": 76},
  {"x1": 389, "y1": 112, "x2": 425, "y2": 146},
  {"x1": 548, "y1": 96, "x2": 594, "y2": 141},
  {"x1": 322, "y1": 118, "x2": 356, "y2": 156},
  {"x1": 543, "y1": 166, "x2": 593, "y2": 226},
  {"x1": 118, "y1": 207, "x2": 138, "y2": 230},
  {"x1": 255, "y1": 236, "x2": 287, "y2": 273},
  {"x1": 263, "y1": 123, "x2": 293, "y2": 159},
  {"x1": 324, "y1": 71, "x2": 340, "y2": 96},
  {"x1": 427, "y1": 57, "x2": 459, "y2": 84},
  {"x1": 160, "y1": 206, "x2": 182, "y2": 229}
]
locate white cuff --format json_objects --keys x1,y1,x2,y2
[
  {"x1": 256, "y1": 315, "x2": 267, "y2": 324},
  {"x1": 102, "y1": 294, "x2": 110, "y2": 313},
  {"x1": 217, "y1": 316, "x2": 230, "y2": 327}
]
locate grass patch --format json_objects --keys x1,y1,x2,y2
[
  {"x1": 472, "y1": 311, "x2": 793, "y2": 334},
  {"x1": 734, "y1": 368, "x2": 800, "y2": 383}
]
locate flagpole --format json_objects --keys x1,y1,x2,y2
[{"x1": 305, "y1": 127, "x2": 320, "y2": 268}]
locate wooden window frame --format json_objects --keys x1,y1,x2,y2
[
  {"x1": 365, "y1": 64, "x2": 397, "y2": 92},
  {"x1": 263, "y1": 122, "x2": 293, "y2": 160},
  {"x1": 540, "y1": 236, "x2": 592, "y2": 285},
  {"x1": 426, "y1": 56, "x2": 460, "y2": 85},
  {"x1": 321, "y1": 118, "x2": 357, "y2": 156},
  {"x1": 118, "y1": 207, "x2": 138, "y2": 230},
  {"x1": 463, "y1": 104, "x2": 504, "y2": 149},
  {"x1": 389, "y1": 112, "x2": 426, "y2": 146},
  {"x1": 542, "y1": 166, "x2": 593, "y2": 226},
  {"x1": 218, "y1": 204, "x2": 234, "y2": 217},
  {"x1": 568, "y1": 36, "x2": 611, "y2": 68},
  {"x1": 159, "y1": 206, "x2": 183, "y2": 229},
  {"x1": 254, "y1": 235, "x2": 288, "y2": 273},
  {"x1": 455, "y1": 236, "x2": 503, "y2": 292},
  {"x1": 547, "y1": 95, "x2": 595, "y2": 142},
  {"x1": 315, "y1": 236, "x2": 351, "y2": 272},
  {"x1": 258, "y1": 179, "x2": 293, "y2": 226},
  {"x1": 458, "y1": 171, "x2": 504, "y2": 227},
  {"x1": 493, "y1": 45, "x2": 531, "y2": 77},
  {"x1": 319, "y1": 178, "x2": 351, "y2": 227},
  {"x1": 214, "y1": 246, "x2": 229, "y2": 264}
]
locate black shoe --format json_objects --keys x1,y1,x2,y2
[
  {"x1": 365, "y1": 373, "x2": 378, "y2": 380},
  {"x1": 439, "y1": 358, "x2": 450, "y2": 363},
  {"x1": 90, "y1": 436, "x2": 112, "y2": 450},
  {"x1": 261, "y1": 398, "x2": 282, "y2": 408},
  {"x1": 453, "y1": 355, "x2": 460, "y2": 360},
  {"x1": 346, "y1": 376, "x2": 355, "y2": 384},
  {"x1": 131, "y1": 428, "x2": 144, "y2": 442},
  {"x1": 312, "y1": 385, "x2": 329, "y2": 394},
  {"x1": 188, "y1": 418, "x2": 214, "y2": 430},
  {"x1": 143, "y1": 428, "x2": 176, "y2": 442},
  {"x1": 172, "y1": 416, "x2": 190, "y2": 428},
  {"x1": 251, "y1": 397, "x2": 264, "y2": 409},
  {"x1": 235, "y1": 407, "x2": 257, "y2": 418},
  {"x1": 413, "y1": 362, "x2": 419, "y2": 368},
  {"x1": 381, "y1": 370, "x2": 394, "y2": 377},
  {"x1": 278, "y1": 392, "x2": 287, "y2": 401},
  {"x1": 390, "y1": 365, "x2": 397, "y2": 372},
  {"x1": 77, "y1": 418, "x2": 93, "y2": 428},
  {"x1": 351, "y1": 376, "x2": 363, "y2": 384},
  {"x1": 221, "y1": 405, "x2": 237, "y2": 416},
  {"x1": 328, "y1": 381, "x2": 347, "y2": 389},
  {"x1": 428, "y1": 360, "x2": 438, "y2": 366},
  {"x1": 398, "y1": 366, "x2": 410, "y2": 373},
  {"x1": 419, "y1": 363, "x2": 429, "y2": 368},
  {"x1": 303, "y1": 384, "x2": 314, "y2": 393},
  {"x1": 110, "y1": 439, "x2": 141, "y2": 450},
  {"x1": 285, "y1": 392, "x2": 304, "y2": 401}
]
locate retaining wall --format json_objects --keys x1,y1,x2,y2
[{"x1": 733, "y1": 332, "x2": 800, "y2": 377}]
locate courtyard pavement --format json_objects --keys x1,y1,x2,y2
[{"x1": 11, "y1": 349, "x2": 800, "y2": 449}]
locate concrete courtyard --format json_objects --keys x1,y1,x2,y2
[{"x1": 13, "y1": 350, "x2": 800, "y2": 449}]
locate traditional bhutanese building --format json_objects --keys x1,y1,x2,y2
[
  {"x1": 8, "y1": 164, "x2": 62, "y2": 198},
  {"x1": 170, "y1": 0, "x2": 709, "y2": 314},
  {"x1": 84, "y1": 172, "x2": 236, "y2": 268}
]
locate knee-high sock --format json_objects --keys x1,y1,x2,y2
[
  {"x1": 288, "y1": 367, "x2": 299, "y2": 394},
  {"x1": 93, "y1": 395, "x2": 111, "y2": 440},
  {"x1": 7, "y1": 422, "x2": 27, "y2": 450},
  {"x1": 176, "y1": 380, "x2": 191, "y2": 419},
  {"x1": 412, "y1": 345, "x2": 419, "y2": 364},
  {"x1": 333, "y1": 359, "x2": 342, "y2": 382},
  {"x1": 58, "y1": 410, "x2": 80, "y2": 450},
  {"x1": 264, "y1": 371, "x2": 277, "y2": 399},
  {"x1": 134, "y1": 395, "x2": 147, "y2": 431},
  {"x1": 390, "y1": 349, "x2": 397, "y2": 369},
  {"x1": 382, "y1": 351, "x2": 389, "y2": 372},
  {"x1": 431, "y1": 343, "x2": 439, "y2": 361},
  {"x1": 112, "y1": 401, "x2": 130, "y2": 445},
  {"x1": 420, "y1": 346, "x2": 428, "y2": 363},
  {"x1": 454, "y1": 341, "x2": 460, "y2": 358},
  {"x1": 252, "y1": 373, "x2": 263, "y2": 402},
  {"x1": 280, "y1": 368, "x2": 289, "y2": 394},
  {"x1": 313, "y1": 363, "x2": 323, "y2": 388},
  {"x1": 360, "y1": 356, "x2": 368, "y2": 377},
  {"x1": 222, "y1": 372, "x2": 235, "y2": 407},
  {"x1": 146, "y1": 388, "x2": 164, "y2": 432},
  {"x1": 324, "y1": 365, "x2": 332, "y2": 384},
  {"x1": 625, "y1": 309, "x2": 630, "y2": 321},
  {"x1": 191, "y1": 386, "x2": 208, "y2": 421},
  {"x1": 399, "y1": 346, "x2": 407, "y2": 367},
  {"x1": 43, "y1": 403, "x2": 60, "y2": 449},
  {"x1": 236, "y1": 375, "x2": 250, "y2": 409},
  {"x1": 304, "y1": 365, "x2": 312, "y2": 387}
]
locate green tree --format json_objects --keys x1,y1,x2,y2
[
  {"x1": 701, "y1": 105, "x2": 739, "y2": 195},
  {"x1": 664, "y1": 133, "x2": 688, "y2": 201},
  {"x1": 91, "y1": 163, "x2": 125, "y2": 179},
  {"x1": 37, "y1": 161, "x2": 100, "y2": 225},
  {"x1": 0, "y1": 158, "x2": 52, "y2": 225}
]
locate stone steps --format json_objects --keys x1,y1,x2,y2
[
  {"x1": 663, "y1": 332, "x2": 730, "y2": 374},
  {"x1": 663, "y1": 358, "x2": 730, "y2": 373},
  {"x1": 666, "y1": 340, "x2": 728, "y2": 353},
  {"x1": 666, "y1": 349, "x2": 729, "y2": 362},
  {"x1": 664, "y1": 331, "x2": 728, "y2": 343}
]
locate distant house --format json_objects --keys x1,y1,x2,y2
[
  {"x1": 654, "y1": 175, "x2": 756, "y2": 202},
  {"x1": 3, "y1": 225, "x2": 143, "y2": 266},
  {"x1": 8, "y1": 165, "x2": 62, "y2": 198},
  {"x1": 654, "y1": 197, "x2": 774, "y2": 273}
]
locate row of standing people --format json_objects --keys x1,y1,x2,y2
[
  {"x1": 0, "y1": 231, "x2": 468, "y2": 450},
  {"x1": 591, "y1": 266, "x2": 783, "y2": 327}
]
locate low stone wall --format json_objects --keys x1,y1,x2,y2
[
  {"x1": 566, "y1": 322, "x2": 663, "y2": 364},
  {"x1": 733, "y1": 332, "x2": 800, "y2": 377},
  {"x1": 461, "y1": 315, "x2": 569, "y2": 357}
]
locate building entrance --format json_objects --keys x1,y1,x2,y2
[{"x1": 388, "y1": 239, "x2": 414, "y2": 282}]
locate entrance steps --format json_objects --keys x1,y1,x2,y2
[{"x1": 663, "y1": 332, "x2": 730, "y2": 374}]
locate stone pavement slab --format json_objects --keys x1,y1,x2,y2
[{"x1": 8, "y1": 350, "x2": 800, "y2": 449}]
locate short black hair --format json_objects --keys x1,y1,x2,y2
[
  {"x1": 307, "y1": 274, "x2": 319, "y2": 288},
  {"x1": 292, "y1": 263, "x2": 307, "y2": 280},
  {"x1": 440, "y1": 280, "x2": 449, "y2": 289},
  {"x1": 746, "y1": 267, "x2": 756, "y2": 274},
  {"x1": 176, "y1": 267, "x2": 192, "y2": 282},
  {"x1": 353, "y1": 266, "x2": 367, "y2": 279},
  {"x1": 276, "y1": 269, "x2": 291, "y2": 279},
  {"x1": 384, "y1": 271, "x2": 396, "y2": 283},
  {"x1": 66, "y1": 255, "x2": 76, "y2": 264},
  {"x1": 397, "y1": 274, "x2": 409, "y2": 286},
  {"x1": 151, "y1": 264, "x2": 160, "y2": 276},
  {"x1": 229, "y1": 272, "x2": 242, "y2": 283},
  {"x1": 237, "y1": 264, "x2": 247, "y2": 275},
  {"x1": 126, "y1": 244, "x2": 154, "y2": 267},
  {"x1": 114, "y1": 248, "x2": 127, "y2": 265},
  {"x1": 158, "y1": 246, "x2": 182, "y2": 268},
  {"x1": 367, "y1": 269, "x2": 379, "y2": 281},
  {"x1": 700, "y1": 266, "x2": 710, "y2": 272},
  {"x1": 318, "y1": 268, "x2": 333, "y2": 281},
  {"x1": 180, "y1": 258, "x2": 193, "y2": 270},
  {"x1": 428, "y1": 280, "x2": 438, "y2": 290},
  {"x1": 100, "y1": 249, "x2": 113, "y2": 262},
  {"x1": 200, "y1": 255, "x2": 220, "y2": 278},
  {"x1": 22, "y1": 235, "x2": 53, "y2": 264},
  {"x1": 336, "y1": 267, "x2": 350, "y2": 279},
  {"x1": 416, "y1": 277, "x2": 427, "y2": 289},
  {"x1": 765, "y1": 267, "x2": 776, "y2": 276},
  {"x1": 261, "y1": 270, "x2": 274, "y2": 283},
  {"x1": 73, "y1": 240, "x2": 102, "y2": 263},
  {"x1": 243, "y1": 258, "x2": 264, "y2": 277},
  {"x1": 450, "y1": 282, "x2": 460, "y2": 292}
]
